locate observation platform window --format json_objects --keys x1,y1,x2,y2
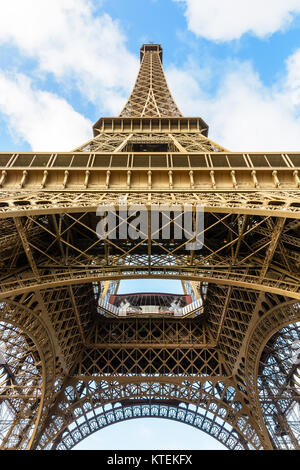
[
  {"x1": 71, "y1": 155, "x2": 90, "y2": 167},
  {"x1": 189, "y1": 155, "x2": 207, "y2": 167},
  {"x1": 211, "y1": 155, "x2": 229, "y2": 167},
  {"x1": 172, "y1": 155, "x2": 189, "y2": 167},
  {"x1": 248, "y1": 155, "x2": 269, "y2": 167},
  {"x1": 0, "y1": 155, "x2": 12, "y2": 167},
  {"x1": 289, "y1": 155, "x2": 300, "y2": 167},
  {"x1": 265, "y1": 155, "x2": 288, "y2": 167},
  {"x1": 151, "y1": 155, "x2": 167, "y2": 167},
  {"x1": 132, "y1": 143, "x2": 169, "y2": 152},
  {"x1": 93, "y1": 155, "x2": 111, "y2": 167},
  {"x1": 52, "y1": 154, "x2": 73, "y2": 167},
  {"x1": 111, "y1": 155, "x2": 128, "y2": 167},
  {"x1": 31, "y1": 155, "x2": 52, "y2": 167},
  {"x1": 12, "y1": 154, "x2": 34, "y2": 167},
  {"x1": 133, "y1": 155, "x2": 150, "y2": 167},
  {"x1": 227, "y1": 155, "x2": 248, "y2": 167}
]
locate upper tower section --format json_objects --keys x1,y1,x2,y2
[
  {"x1": 84, "y1": 43, "x2": 225, "y2": 153},
  {"x1": 119, "y1": 44, "x2": 183, "y2": 118}
]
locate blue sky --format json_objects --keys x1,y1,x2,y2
[
  {"x1": 73, "y1": 418, "x2": 226, "y2": 450},
  {"x1": 1, "y1": 0, "x2": 300, "y2": 451},
  {"x1": 1, "y1": 0, "x2": 300, "y2": 153}
]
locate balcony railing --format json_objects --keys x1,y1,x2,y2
[{"x1": 98, "y1": 297, "x2": 203, "y2": 318}]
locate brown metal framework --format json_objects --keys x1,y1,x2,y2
[{"x1": 0, "y1": 44, "x2": 300, "y2": 450}]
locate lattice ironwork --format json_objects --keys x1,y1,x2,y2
[
  {"x1": 120, "y1": 44, "x2": 182, "y2": 118},
  {"x1": 0, "y1": 44, "x2": 300, "y2": 450},
  {"x1": 53, "y1": 402, "x2": 249, "y2": 451},
  {"x1": 258, "y1": 321, "x2": 300, "y2": 449},
  {"x1": 35, "y1": 378, "x2": 262, "y2": 450}
]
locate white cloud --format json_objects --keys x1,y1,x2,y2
[
  {"x1": 0, "y1": 0, "x2": 139, "y2": 115},
  {"x1": 166, "y1": 49, "x2": 300, "y2": 151},
  {"x1": 176, "y1": 0, "x2": 300, "y2": 41},
  {"x1": 0, "y1": 72, "x2": 92, "y2": 151},
  {"x1": 286, "y1": 49, "x2": 300, "y2": 106}
]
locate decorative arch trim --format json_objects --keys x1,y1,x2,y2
[{"x1": 52, "y1": 402, "x2": 248, "y2": 451}]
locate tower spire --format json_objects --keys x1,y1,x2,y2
[
  {"x1": 74, "y1": 43, "x2": 228, "y2": 153},
  {"x1": 119, "y1": 44, "x2": 182, "y2": 118}
]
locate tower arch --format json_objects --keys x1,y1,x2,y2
[
  {"x1": 53, "y1": 402, "x2": 245, "y2": 451},
  {"x1": 35, "y1": 378, "x2": 261, "y2": 450},
  {"x1": 0, "y1": 298, "x2": 56, "y2": 449}
]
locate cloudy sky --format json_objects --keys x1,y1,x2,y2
[
  {"x1": 1, "y1": 0, "x2": 300, "y2": 451},
  {"x1": 1, "y1": 0, "x2": 300, "y2": 154}
]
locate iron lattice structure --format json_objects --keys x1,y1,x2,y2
[{"x1": 0, "y1": 44, "x2": 300, "y2": 450}]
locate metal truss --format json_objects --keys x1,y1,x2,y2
[
  {"x1": 119, "y1": 44, "x2": 182, "y2": 118},
  {"x1": 53, "y1": 402, "x2": 248, "y2": 451},
  {"x1": 258, "y1": 321, "x2": 300, "y2": 449},
  {"x1": 0, "y1": 44, "x2": 300, "y2": 450},
  {"x1": 35, "y1": 377, "x2": 261, "y2": 450},
  {"x1": 0, "y1": 301, "x2": 57, "y2": 449},
  {"x1": 73, "y1": 131, "x2": 227, "y2": 153},
  {"x1": 0, "y1": 191, "x2": 300, "y2": 219},
  {"x1": 0, "y1": 208, "x2": 299, "y2": 301}
]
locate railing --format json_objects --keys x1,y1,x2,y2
[
  {"x1": 98, "y1": 299, "x2": 119, "y2": 316},
  {"x1": 1, "y1": 152, "x2": 300, "y2": 193},
  {"x1": 98, "y1": 297, "x2": 204, "y2": 318},
  {"x1": 179, "y1": 298, "x2": 203, "y2": 317}
]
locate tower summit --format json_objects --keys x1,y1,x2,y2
[
  {"x1": 120, "y1": 43, "x2": 182, "y2": 118},
  {"x1": 0, "y1": 44, "x2": 300, "y2": 451}
]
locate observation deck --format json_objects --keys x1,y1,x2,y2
[{"x1": 98, "y1": 292, "x2": 204, "y2": 318}]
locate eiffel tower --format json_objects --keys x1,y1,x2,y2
[{"x1": 0, "y1": 43, "x2": 300, "y2": 451}]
